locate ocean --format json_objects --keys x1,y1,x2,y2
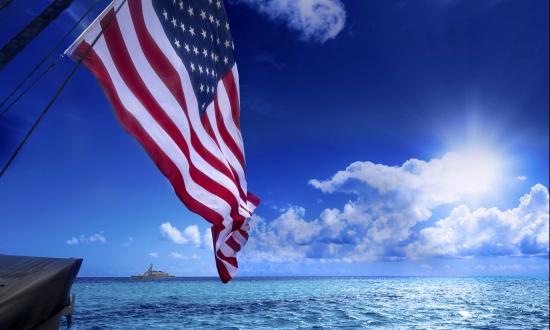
[{"x1": 67, "y1": 277, "x2": 549, "y2": 329}]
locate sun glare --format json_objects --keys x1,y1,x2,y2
[
  {"x1": 434, "y1": 114, "x2": 514, "y2": 199},
  {"x1": 446, "y1": 148, "x2": 504, "y2": 196}
]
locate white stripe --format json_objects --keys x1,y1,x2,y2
[
  {"x1": 115, "y1": 3, "x2": 243, "y2": 205},
  {"x1": 88, "y1": 35, "x2": 232, "y2": 217},
  {"x1": 219, "y1": 257, "x2": 237, "y2": 276},
  {"x1": 220, "y1": 243, "x2": 235, "y2": 257},
  {"x1": 214, "y1": 222, "x2": 233, "y2": 268},
  {"x1": 247, "y1": 201, "x2": 257, "y2": 212},
  {"x1": 239, "y1": 205, "x2": 251, "y2": 218},
  {"x1": 232, "y1": 65, "x2": 240, "y2": 106},
  {"x1": 233, "y1": 231, "x2": 247, "y2": 246}
]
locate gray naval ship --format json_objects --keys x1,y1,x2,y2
[{"x1": 131, "y1": 264, "x2": 175, "y2": 280}]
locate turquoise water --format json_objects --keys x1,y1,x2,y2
[{"x1": 68, "y1": 277, "x2": 549, "y2": 329}]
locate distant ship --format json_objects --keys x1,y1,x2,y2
[{"x1": 131, "y1": 264, "x2": 175, "y2": 280}]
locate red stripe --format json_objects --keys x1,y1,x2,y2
[
  {"x1": 127, "y1": 1, "x2": 247, "y2": 203},
  {"x1": 78, "y1": 41, "x2": 222, "y2": 225},
  {"x1": 247, "y1": 192, "x2": 260, "y2": 206},
  {"x1": 226, "y1": 236, "x2": 241, "y2": 252},
  {"x1": 229, "y1": 165, "x2": 247, "y2": 202},
  {"x1": 201, "y1": 114, "x2": 219, "y2": 147},
  {"x1": 215, "y1": 257, "x2": 232, "y2": 283},
  {"x1": 211, "y1": 225, "x2": 232, "y2": 283},
  {"x1": 216, "y1": 250, "x2": 238, "y2": 268},
  {"x1": 239, "y1": 229, "x2": 249, "y2": 240},
  {"x1": 222, "y1": 71, "x2": 240, "y2": 130},
  {"x1": 100, "y1": 11, "x2": 243, "y2": 221},
  {"x1": 214, "y1": 96, "x2": 246, "y2": 170},
  {"x1": 231, "y1": 219, "x2": 244, "y2": 231}
]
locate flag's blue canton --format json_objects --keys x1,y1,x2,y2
[{"x1": 152, "y1": 0, "x2": 235, "y2": 115}]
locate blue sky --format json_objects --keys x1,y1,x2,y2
[{"x1": 0, "y1": 0, "x2": 548, "y2": 277}]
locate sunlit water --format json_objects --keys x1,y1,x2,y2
[{"x1": 67, "y1": 277, "x2": 549, "y2": 329}]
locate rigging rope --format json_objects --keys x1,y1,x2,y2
[
  {"x1": 0, "y1": 0, "x2": 102, "y2": 115},
  {"x1": 0, "y1": 0, "x2": 76, "y2": 70},
  {"x1": 0, "y1": 0, "x2": 15, "y2": 11},
  {"x1": 0, "y1": 0, "x2": 128, "y2": 179},
  {"x1": 1, "y1": 63, "x2": 56, "y2": 116}
]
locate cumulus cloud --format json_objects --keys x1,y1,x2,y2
[
  {"x1": 160, "y1": 222, "x2": 201, "y2": 246},
  {"x1": 245, "y1": 153, "x2": 549, "y2": 263},
  {"x1": 170, "y1": 252, "x2": 200, "y2": 260},
  {"x1": 235, "y1": 0, "x2": 346, "y2": 42},
  {"x1": 244, "y1": 207, "x2": 321, "y2": 262},
  {"x1": 407, "y1": 184, "x2": 549, "y2": 258},
  {"x1": 201, "y1": 229, "x2": 214, "y2": 251},
  {"x1": 148, "y1": 252, "x2": 159, "y2": 258},
  {"x1": 65, "y1": 232, "x2": 106, "y2": 245},
  {"x1": 184, "y1": 225, "x2": 201, "y2": 246},
  {"x1": 309, "y1": 150, "x2": 502, "y2": 204}
]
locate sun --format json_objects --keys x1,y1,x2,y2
[{"x1": 433, "y1": 114, "x2": 514, "y2": 199}]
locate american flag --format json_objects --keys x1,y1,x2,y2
[{"x1": 66, "y1": 0, "x2": 259, "y2": 283}]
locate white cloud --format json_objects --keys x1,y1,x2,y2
[
  {"x1": 201, "y1": 229, "x2": 214, "y2": 251},
  {"x1": 244, "y1": 152, "x2": 548, "y2": 263},
  {"x1": 148, "y1": 252, "x2": 159, "y2": 258},
  {"x1": 310, "y1": 150, "x2": 502, "y2": 204},
  {"x1": 170, "y1": 252, "x2": 200, "y2": 260},
  {"x1": 169, "y1": 251, "x2": 184, "y2": 259},
  {"x1": 236, "y1": 0, "x2": 346, "y2": 42},
  {"x1": 245, "y1": 208, "x2": 318, "y2": 262},
  {"x1": 516, "y1": 175, "x2": 527, "y2": 181},
  {"x1": 88, "y1": 233, "x2": 106, "y2": 243},
  {"x1": 66, "y1": 237, "x2": 79, "y2": 245},
  {"x1": 65, "y1": 232, "x2": 106, "y2": 245},
  {"x1": 184, "y1": 225, "x2": 201, "y2": 246},
  {"x1": 160, "y1": 222, "x2": 201, "y2": 247},
  {"x1": 407, "y1": 184, "x2": 549, "y2": 258}
]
